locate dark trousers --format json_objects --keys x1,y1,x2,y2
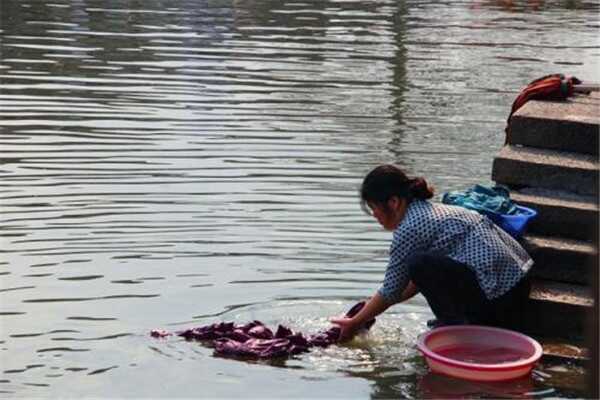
[{"x1": 407, "y1": 253, "x2": 530, "y2": 329}]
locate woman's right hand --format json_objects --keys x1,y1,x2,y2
[
  {"x1": 330, "y1": 316, "x2": 360, "y2": 342},
  {"x1": 331, "y1": 292, "x2": 391, "y2": 342}
]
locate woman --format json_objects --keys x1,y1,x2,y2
[{"x1": 331, "y1": 164, "x2": 533, "y2": 341}]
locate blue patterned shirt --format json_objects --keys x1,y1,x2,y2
[{"x1": 378, "y1": 200, "x2": 533, "y2": 303}]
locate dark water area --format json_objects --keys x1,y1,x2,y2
[{"x1": 0, "y1": 0, "x2": 598, "y2": 398}]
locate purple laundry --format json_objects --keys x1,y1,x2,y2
[{"x1": 150, "y1": 301, "x2": 375, "y2": 359}]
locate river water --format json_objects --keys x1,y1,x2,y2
[{"x1": 0, "y1": 0, "x2": 598, "y2": 398}]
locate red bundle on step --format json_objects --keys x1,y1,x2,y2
[{"x1": 505, "y1": 74, "x2": 581, "y2": 144}]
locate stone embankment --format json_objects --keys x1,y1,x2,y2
[{"x1": 491, "y1": 88, "x2": 599, "y2": 361}]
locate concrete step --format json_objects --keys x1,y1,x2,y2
[
  {"x1": 521, "y1": 279, "x2": 594, "y2": 339},
  {"x1": 522, "y1": 234, "x2": 596, "y2": 284},
  {"x1": 508, "y1": 91, "x2": 600, "y2": 155},
  {"x1": 511, "y1": 188, "x2": 598, "y2": 241},
  {"x1": 492, "y1": 145, "x2": 599, "y2": 196}
]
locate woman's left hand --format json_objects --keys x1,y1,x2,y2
[{"x1": 330, "y1": 317, "x2": 359, "y2": 342}]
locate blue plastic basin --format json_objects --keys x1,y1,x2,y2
[{"x1": 487, "y1": 205, "x2": 537, "y2": 239}]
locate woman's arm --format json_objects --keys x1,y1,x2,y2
[
  {"x1": 398, "y1": 280, "x2": 419, "y2": 302},
  {"x1": 331, "y1": 281, "x2": 419, "y2": 341}
]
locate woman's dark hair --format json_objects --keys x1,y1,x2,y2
[{"x1": 360, "y1": 164, "x2": 434, "y2": 214}]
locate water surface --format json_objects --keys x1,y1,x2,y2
[{"x1": 0, "y1": 0, "x2": 598, "y2": 398}]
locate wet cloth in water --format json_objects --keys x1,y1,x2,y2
[{"x1": 150, "y1": 301, "x2": 374, "y2": 359}]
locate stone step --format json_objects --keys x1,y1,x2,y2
[
  {"x1": 521, "y1": 279, "x2": 594, "y2": 339},
  {"x1": 508, "y1": 91, "x2": 600, "y2": 155},
  {"x1": 511, "y1": 188, "x2": 598, "y2": 241},
  {"x1": 529, "y1": 279, "x2": 593, "y2": 307},
  {"x1": 574, "y1": 83, "x2": 600, "y2": 93},
  {"x1": 522, "y1": 234, "x2": 596, "y2": 284},
  {"x1": 537, "y1": 337, "x2": 589, "y2": 365},
  {"x1": 492, "y1": 145, "x2": 599, "y2": 196}
]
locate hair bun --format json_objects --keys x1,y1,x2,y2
[{"x1": 410, "y1": 177, "x2": 434, "y2": 200}]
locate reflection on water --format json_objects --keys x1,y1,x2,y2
[
  {"x1": 418, "y1": 373, "x2": 535, "y2": 399},
  {"x1": 1, "y1": 0, "x2": 598, "y2": 398}
]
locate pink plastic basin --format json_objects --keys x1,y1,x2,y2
[{"x1": 417, "y1": 325, "x2": 542, "y2": 381}]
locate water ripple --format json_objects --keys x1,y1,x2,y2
[{"x1": 23, "y1": 294, "x2": 159, "y2": 303}]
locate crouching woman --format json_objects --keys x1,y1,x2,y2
[{"x1": 331, "y1": 164, "x2": 533, "y2": 341}]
